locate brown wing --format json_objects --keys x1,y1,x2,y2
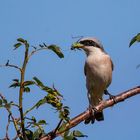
[
  {"x1": 110, "y1": 58, "x2": 114, "y2": 71},
  {"x1": 84, "y1": 62, "x2": 87, "y2": 75}
]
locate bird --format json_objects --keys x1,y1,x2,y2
[{"x1": 71, "y1": 37, "x2": 113, "y2": 123}]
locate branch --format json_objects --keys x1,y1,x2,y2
[
  {"x1": 40, "y1": 86, "x2": 140, "y2": 140},
  {"x1": 0, "y1": 93, "x2": 20, "y2": 138},
  {"x1": 19, "y1": 44, "x2": 29, "y2": 140},
  {"x1": 5, "y1": 114, "x2": 11, "y2": 140},
  {"x1": 0, "y1": 61, "x2": 21, "y2": 72},
  {"x1": 28, "y1": 47, "x2": 48, "y2": 60}
]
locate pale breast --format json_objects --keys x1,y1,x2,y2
[{"x1": 85, "y1": 53, "x2": 112, "y2": 88}]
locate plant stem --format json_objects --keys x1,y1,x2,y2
[
  {"x1": 19, "y1": 45, "x2": 29, "y2": 139},
  {"x1": 0, "y1": 93, "x2": 20, "y2": 138}
]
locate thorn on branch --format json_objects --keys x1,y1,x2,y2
[{"x1": 6, "y1": 60, "x2": 9, "y2": 66}]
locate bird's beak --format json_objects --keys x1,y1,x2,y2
[{"x1": 71, "y1": 42, "x2": 84, "y2": 50}]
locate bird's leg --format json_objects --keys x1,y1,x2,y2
[
  {"x1": 85, "y1": 105, "x2": 95, "y2": 124},
  {"x1": 104, "y1": 89, "x2": 116, "y2": 103}
]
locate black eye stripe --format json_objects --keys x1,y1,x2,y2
[{"x1": 79, "y1": 40, "x2": 100, "y2": 48}]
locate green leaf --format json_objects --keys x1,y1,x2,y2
[
  {"x1": 35, "y1": 98, "x2": 47, "y2": 109},
  {"x1": 72, "y1": 130, "x2": 87, "y2": 138},
  {"x1": 23, "y1": 81, "x2": 35, "y2": 86},
  {"x1": 24, "y1": 87, "x2": 30, "y2": 93},
  {"x1": 48, "y1": 45, "x2": 64, "y2": 58},
  {"x1": 9, "y1": 79, "x2": 20, "y2": 88},
  {"x1": 31, "y1": 116, "x2": 37, "y2": 123},
  {"x1": 33, "y1": 77, "x2": 44, "y2": 87},
  {"x1": 9, "y1": 82, "x2": 20, "y2": 88},
  {"x1": 59, "y1": 106, "x2": 70, "y2": 121},
  {"x1": 33, "y1": 128, "x2": 45, "y2": 140},
  {"x1": 25, "y1": 129, "x2": 33, "y2": 140},
  {"x1": 38, "y1": 120, "x2": 47, "y2": 125},
  {"x1": 17, "y1": 38, "x2": 26, "y2": 43},
  {"x1": 13, "y1": 79, "x2": 19, "y2": 82},
  {"x1": 58, "y1": 123, "x2": 67, "y2": 133},
  {"x1": 129, "y1": 33, "x2": 140, "y2": 47},
  {"x1": 64, "y1": 131, "x2": 70, "y2": 137},
  {"x1": 16, "y1": 38, "x2": 29, "y2": 48},
  {"x1": 14, "y1": 43, "x2": 22, "y2": 50}
]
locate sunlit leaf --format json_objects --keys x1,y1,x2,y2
[
  {"x1": 129, "y1": 33, "x2": 140, "y2": 47},
  {"x1": 14, "y1": 43, "x2": 22, "y2": 50},
  {"x1": 48, "y1": 45, "x2": 64, "y2": 58}
]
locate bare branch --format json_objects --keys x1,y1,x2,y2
[
  {"x1": 40, "y1": 86, "x2": 140, "y2": 140},
  {"x1": 0, "y1": 61, "x2": 21, "y2": 72},
  {"x1": 28, "y1": 47, "x2": 48, "y2": 60},
  {"x1": 0, "y1": 93, "x2": 20, "y2": 138},
  {"x1": 53, "y1": 119, "x2": 63, "y2": 136},
  {"x1": 5, "y1": 114, "x2": 11, "y2": 140}
]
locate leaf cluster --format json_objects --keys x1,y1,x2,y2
[
  {"x1": 62, "y1": 130, "x2": 87, "y2": 140},
  {"x1": 0, "y1": 37, "x2": 86, "y2": 140}
]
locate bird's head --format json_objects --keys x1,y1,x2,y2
[{"x1": 71, "y1": 37, "x2": 104, "y2": 55}]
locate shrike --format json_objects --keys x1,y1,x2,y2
[{"x1": 71, "y1": 37, "x2": 113, "y2": 123}]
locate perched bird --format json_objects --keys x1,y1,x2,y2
[{"x1": 71, "y1": 37, "x2": 113, "y2": 123}]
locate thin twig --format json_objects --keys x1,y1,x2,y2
[
  {"x1": 0, "y1": 63, "x2": 21, "y2": 72},
  {"x1": 28, "y1": 47, "x2": 48, "y2": 60},
  {"x1": 23, "y1": 103, "x2": 37, "y2": 116},
  {"x1": 53, "y1": 119, "x2": 63, "y2": 135},
  {"x1": 0, "y1": 93, "x2": 20, "y2": 138},
  {"x1": 5, "y1": 114, "x2": 11, "y2": 140},
  {"x1": 40, "y1": 86, "x2": 140, "y2": 140}
]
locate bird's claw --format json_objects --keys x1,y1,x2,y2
[
  {"x1": 104, "y1": 89, "x2": 116, "y2": 104},
  {"x1": 84, "y1": 106, "x2": 95, "y2": 124}
]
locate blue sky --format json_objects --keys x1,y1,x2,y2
[{"x1": 0, "y1": 0, "x2": 140, "y2": 139}]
